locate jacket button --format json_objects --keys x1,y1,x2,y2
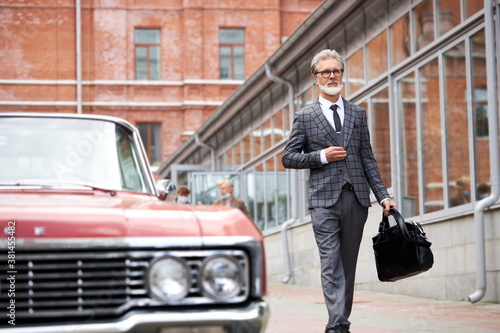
[{"x1": 339, "y1": 169, "x2": 343, "y2": 174}]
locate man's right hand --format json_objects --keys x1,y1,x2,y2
[{"x1": 325, "y1": 146, "x2": 347, "y2": 162}]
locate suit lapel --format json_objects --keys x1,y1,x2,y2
[
  {"x1": 311, "y1": 100, "x2": 340, "y2": 146},
  {"x1": 342, "y1": 97, "x2": 354, "y2": 147}
]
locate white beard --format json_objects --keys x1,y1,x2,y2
[{"x1": 318, "y1": 81, "x2": 343, "y2": 96}]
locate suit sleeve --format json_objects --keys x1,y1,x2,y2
[{"x1": 282, "y1": 112, "x2": 323, "y2": 170}]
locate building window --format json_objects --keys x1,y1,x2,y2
[
  {"x1": 219, "y1": 28, "x2": 244, "y2": 80},
  {"x1": 137, "y1": 123, "x2": 162, "y2": 166},
  {"x1": 135, "y1": 29, "x2": 160, "y2": 80}
]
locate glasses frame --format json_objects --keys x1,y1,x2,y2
[{"x1": 315, "y1": 69, "x2": 344, "y2": 78}]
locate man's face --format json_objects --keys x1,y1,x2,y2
[{"x1": 313, "y1": 58, "x2": 343, "y2": 95}]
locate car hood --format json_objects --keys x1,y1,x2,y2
[{"x1": 0, "y1": 191, "x2": 262, "y2": 241}]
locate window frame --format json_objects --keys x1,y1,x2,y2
[
  {"x1": 219, "y1": 28, "x2": 245, "y2": 80},
  {"x1": 134, "y1": 28, "x2": 161, "y2": 80}
]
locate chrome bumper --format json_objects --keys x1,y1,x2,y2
[{"x1": 2, "y1": 300, "x2": 269, "y2": 333}]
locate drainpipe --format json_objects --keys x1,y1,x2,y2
[
  {"x1": 194, "y1": 133, "x2": 215, "y2": 171},
  {"x1": 468, "y1": 0, "x2": 500, "y2": 303},
  {"x1": 75, "y1": 0, "x2": 82, "y2": 114},
  {"x1": 264, "y1": 62, "x2": 297, "y2": 283}
]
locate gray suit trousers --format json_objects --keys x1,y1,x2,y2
[{"x1": 310, "y1": 190, "x2": 368, "y2": 329}]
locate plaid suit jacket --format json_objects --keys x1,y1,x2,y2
[{"x1": 282, "y1": 98, "x2": 389, "y2": 208}]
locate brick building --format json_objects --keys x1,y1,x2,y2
[{"x1": 0, "y1": 0, "x2": 322, "y2": 171}]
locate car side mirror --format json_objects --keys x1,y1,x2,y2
[{"x1": 156, "y1": 180, "x2": 176, "y2": 201}]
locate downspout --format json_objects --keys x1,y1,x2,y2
[
  {"x1": 264, "y1": 62, "x2": 297, "y2": 283},
  {"x1": 468, "y1": 0, "x2": 500, "y2": 303},
  {"x1": 194, "y1": 133, "x2": 215, "y2": 171},
  {"x1": 76, "y1": 0, "x2": 82, "y2": 114}
]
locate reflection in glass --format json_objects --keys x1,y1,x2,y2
[
  {"x1": 242, "y1": 135, "x2": 251, "y2": 163},
  {"x1": 255, "y1": 163, "x2": 265, "y2": 230},
  {"x1": 266, "y1": 157, "x2": 276, "y2": 229},
  {"x1": 414, "y1": 0, "x2": 434, "y2": 52},
  {"x1": 277, "y1": 152, "x2": 289, "y2": 225},
  {"x1": 367, "y1": 32, "x2": 387, "y2": 81},
  {"x1": 272, "y1": 110, "x2": 284, "y2": 144},
  {"x1": 465, "y1": 0, "x2": 483, "y2": 19},
  {"x1": 471, "y1": 29, "x2": 491, "y2": 201},
  {"x1": 149, "y1": 46, "x2": 161, "y2": 80},
  {"x1": 234, "y1": 46, "x2": 245, "y2": 80},
  {"x1": 398, "y1": 72, "x2": 419, "y2": 216},
  {"x1": 220, "y1": 46, "x2": 231, "y2": 79},
  {"x1": 390, "y1": 13, "x2": 410, "y2": 67},
  {"x1": 372, "y1": 88, "x2": 391, "y2": 189},
  {"x1": 420, "y1": 58, "x2": 443, "y2": 213},
  {"x1": 135, "y1": 47, "x2": 147, "y2": 80},
  {"x1": 437, "y1": 0, "x2": 461, "y2": 37},
  {"x1": 444, "y1": 43, "x2": 470, "y2": 208},
  {"x1": 263, "y1": 118, "x2": 273, "y2": 151},
  {"x1": 347, "y1": 48, "x2": 365, "y2": 96},
  {"x1": 253, "y1": 125, "x2": 262, "y2": 157}
]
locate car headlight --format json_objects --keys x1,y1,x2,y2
[
  {"x1": 147, "y1": 256, "x2": 190, "y2": 302},
  {"x1": 198, "y1": 255, "x2": 243, "y2": 301}
]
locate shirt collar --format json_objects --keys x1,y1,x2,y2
[{"x1": 319, "y1": 95, "x2": 343, "y2": 109}]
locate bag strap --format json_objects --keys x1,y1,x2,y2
[{"x1": 385, "y1": 207, "x2": 431, "y2": 247}]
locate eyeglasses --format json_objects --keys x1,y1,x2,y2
[{"x1": 315, "y1": 69, "x2": 343, "y2": 78}]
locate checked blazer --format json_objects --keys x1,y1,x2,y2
[{"x1": 282, "y1": 97, "x2": 389, "y2": 209}]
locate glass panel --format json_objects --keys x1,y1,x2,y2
[
  {"x1": 263, "y1": 118, "x2": 273, "y2": 151},
  {"x1": 276, "y1": 152, "x2": 288, "y2": 224},
  {"x1": 135, "y1": 47, "x2": 148, "y2": 80},
  {"x1": 242, "y1": 135, "x2": 252, "y2": 163},
  {"x1": 414, "y1": 0, "x2": 435, "y2": 52},
  {"x1": 437, "y1": 0, "x2": 461, "y2": 37},
  {"x1": 255, "y1": 163, "x2": 265, "y2": 230},
  {"x1": 234, "y1": 46, "x2": 245, "y2": 80},
  {"x1": 372, "y1": 88, "x2": 392, "y2": 189},
  {"x1": 149, "y1": 46, "x2": 161, "y2": 80},
  {"x1": 283, "y1": 105, "x2": 290, "y2": 137},
  {"x1": 367, "y1": 32, "x2": 388, "y2": 81},
  {"x1": 266, "y1": 157, "x2": 276, "y2": 229},
  {"x1": 465, "y1": 0, "x2": 483, "y2": 19},
  {"x1": 150, "y1": 123, "x2": 161, "y2": 165},
  {"x1": 219, "y1": 29, "x2": 244, "y2": 43},
  {"x1": 234, "y1": 142, "x2": 242, "y2": 167},
  {"x1": 135, "y1": 29, "x2": 160, "y2": 44},
  {"x1": 253, "y1": 125, "x2": 262, "y2": 157},
  {"x1": 471, "y1": 29, "x2": 491, "y2": 201},
  {"x1": 192, "y1": 173, "x2": 241, "y2": 205},
  {"x1": 444, "y1": 42, "x2": 470, "y2": 207},
  {"x1": 347, "y1": 48, "x2": 365, "y2": 96},
  {"x1": 220, "y1": 46, "x2": 231, "y2": 79},
  {"x1": 420, "y1": 58, "x2": 443, "y2": 213},
  {"x1": 398, "y1": 71, "x2": 419, "y2": 216},
  {"x1": 272, "y1": 110, "x2": 284, "y2": 144},
  {"x1": 246, "y1": 169, "x2": 256, "y2": 223},
  {"x1": 390, "y1": 13, "x2": 410, "y2": 67}
]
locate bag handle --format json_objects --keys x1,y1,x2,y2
[{"x1": 381, "y1": 207, "x2": 431, "y2": 247}]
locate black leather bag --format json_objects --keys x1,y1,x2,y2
[{"x1": 372, "y1": 207, "x2": 434, "y2": 282}]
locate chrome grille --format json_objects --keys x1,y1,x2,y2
[{"x1": 0, "y1": 248, "x2": 249, "y2": 322}]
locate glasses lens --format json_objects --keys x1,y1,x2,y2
[{"x1": 321, "y1": 70, "x2": 332, "y2": 78}]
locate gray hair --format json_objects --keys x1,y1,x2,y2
[{"x1": 310, "y1": 49, "x2": 345, "y2": 76}]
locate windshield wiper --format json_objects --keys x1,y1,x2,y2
[{"x1": 2, "y1": 180, "x2": 117, "y2": 196}]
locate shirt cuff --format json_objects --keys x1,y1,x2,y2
[
  {"x1": 320, "y1": 149, "x2": 328, "y2": 164},
  {"x1": 380, "y1": 198, "x2": 390, "y2": 206}
]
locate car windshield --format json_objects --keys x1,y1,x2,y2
[{"x1": 0, "y1": 116, "x2": 151, "y2": 194}]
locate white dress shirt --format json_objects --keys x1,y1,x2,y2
[{"x1": 319, "y1": 95, "x2": 344, "y2": 164}]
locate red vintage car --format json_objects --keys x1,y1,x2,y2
[{"x1": 0, "y1": 113, "x2": 268, "y2": 333}]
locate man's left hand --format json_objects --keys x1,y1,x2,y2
[{"x1": 382, "y1": 199, "x2": 397, "y2": 217}]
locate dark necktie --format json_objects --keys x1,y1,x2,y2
[{"x1": 330, "y1": 104, "x2": 342, "y2": 133}]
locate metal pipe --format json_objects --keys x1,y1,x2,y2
[
  {"x1": 76, "y1": 0, "x2": 82, "y2": 114},
  {"x1": 194, "y1": 133, "x2": 215, "y2": 171},
  {"x1": 264, "y1": 62, "x2": 297, "y2": 283},
  {"x1": 468, "y1": 0, "x2": 500, "y2": 303}
]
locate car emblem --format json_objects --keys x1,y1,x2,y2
[{"x1": 34, "y1": 227, "x2": 46, "y2": 236}]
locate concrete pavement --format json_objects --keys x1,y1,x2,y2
[{"x1": 264, "y1": 283, "x2": 500, "y2": 332}]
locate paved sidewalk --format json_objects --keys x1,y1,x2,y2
[{"x1": 264, "y1": 283, "x2": 500, "y2": 332}]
